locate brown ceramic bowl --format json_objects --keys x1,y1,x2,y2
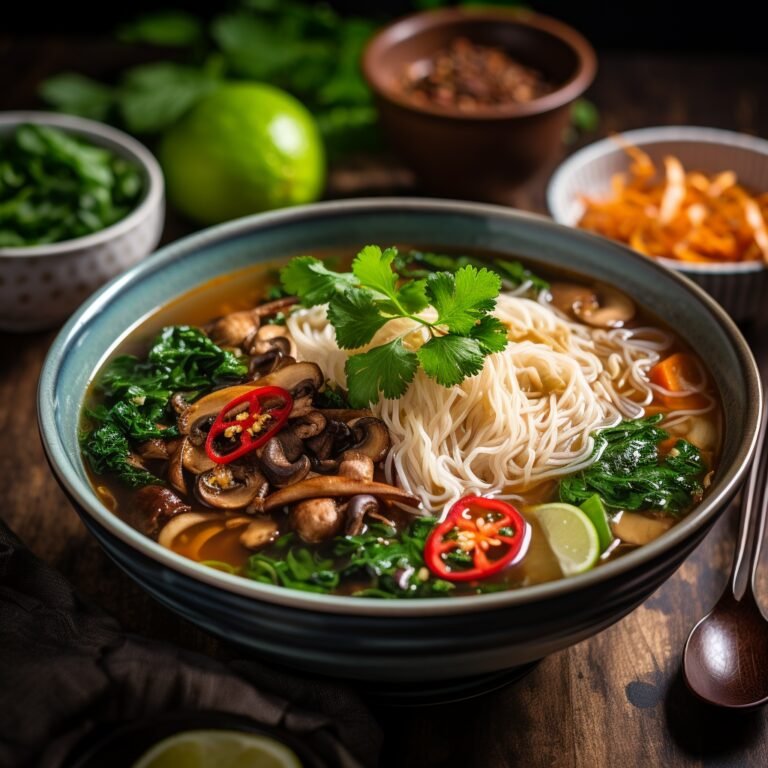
[{"x1": 362, "y1": 8, "x2": 597, "y2": 201}]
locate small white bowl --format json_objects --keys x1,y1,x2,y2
[
  {"x1": 547, "y1": 126, "x2": 768, "y2": 324},
  {"x1": 0, "y1": 111, "x2": 164, "y2": 332}
]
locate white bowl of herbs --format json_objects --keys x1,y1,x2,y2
[{"x1": 0, "y1": 111, "x2": 164, "y2": 332}]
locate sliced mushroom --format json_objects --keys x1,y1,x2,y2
[
  {"x1": 195, "y1": 464, "x2": 269, "y2": 510},
  {"x1": 136, "y1": 485, "x2": 192, "y2": 538},
  {"x1": 206, "y1": 308, "x2": 262, "y2": 348},
  {"x1": 290, "y1": 410, "x2": 327, "y2": 439},
  {"x1": 239, "y1": 518, "x2": 279, "y2": 549},
  {"x1": 318, "y1": 408, "x2": 372, "y2": 423},
  {"x1": 171, "y1": 392, "x2": 191, "y2": 415},
  {"x1": 177, "y1": 385, "x2": 255, "y2": 441},
  {"x1": 306, "y1": 419, "x2": 354, "y2": 460},
  {"x1": 263, "y1": 476, "x2": 420, "y2": 512},
  {"x1": 338, "y1": 451, "x2": 374, "y2": 482},
  {"x1": 289, "y1": 394, "x2": 315, "y2": 419},
  {"x1": 137, "y1": 438, "x2": 171, "y2": 461},
  {"x1": 347, "y1": 417, "x2": 391, "y2": 463},
  {"x1": 290, "y1": 497, "x2": 343, "y2": 543},
  {"x1": 167, "y1": 440, "x2": 188, "y2": 495},
  {"x1": 251, "y1": 361, "x2": 323, "y2": 397},
  {"x1": 181, "y1": 438, "x2": 217, "y2": 474},
  {"x1": 248, "y1": 348, "x2": 290, "y2": 378},
  {"x1": 157, "y1": 511, "x2": 220, "y2": 549},
  {"x1": 550, "y1": 282, "x2": 635, "y2": 328},
  {"x1": 248, "y1": 334, "x2": 293, "y2": 358},
  {"x1": 260, "y1": 437, "x2": 311, "y2": 487},
  {"x1": 252, "y1": 296, "x2": 298, "y2": 318},
  {"x1": 345, "y1": 494, "x2": 379, "y2": 535}
]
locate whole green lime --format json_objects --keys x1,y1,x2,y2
[{"x1": 160, "y1": 83, "x2": 325, "y2": 225}]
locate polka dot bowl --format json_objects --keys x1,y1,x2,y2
[{"x1": 0, "y1": 112, "x2": 164, "y2": 332}]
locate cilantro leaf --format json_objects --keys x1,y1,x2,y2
[
  {"x1": 469, "y1": 316, "x2": 509, "y2": 354},
  {"x1": 345, "y1": 340, "x2": 418, "y2": 407},
  {"x1": 328, "y1": 288, "x2": 389, "y2": 349},
  {"x1": 352, "y1": 245, "x2": 399, "y2": 298},
  {"x1": 396, "y1": 278, "x2": 429, "y2": 314},
  {"x1": 417, "y1": 335, "x2": 485, "y2": 387},
  {"x1": 427, "y1": 266, "x2": 501, "y2": 334},
  {"x1": 353, "y1": 244, "x2": 430, "y2": 314},
  {"x1": 280, "y1": 256, "x2": 355, "y2": 306}
]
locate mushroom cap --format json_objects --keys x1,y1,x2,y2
[
  {"x1": 345, "y1": 493, "x2": 380, "y2": 536},
  {"x1": 347, "y1": 417, "x2": 391, "y2": 463},
  {"x1": 290, "y1": 497, "x2": 343, "y2": 544},
  {"x1": 239, "y1": 518, "x2": 279, "y2": 549},
  {"x1": 195, "y1": 465, "x2": 268, "y2": 509},
  {"x1": 259, "y1": 437, "x2": 311, "y2": 487}
]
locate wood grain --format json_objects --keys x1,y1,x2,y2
[{"x1": 2, "y1": 42, "x2": 768, "y2": 766}]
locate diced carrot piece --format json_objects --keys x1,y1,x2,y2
[{"x1": 649, "y1": 353, "x2": 709, "y2": 410}]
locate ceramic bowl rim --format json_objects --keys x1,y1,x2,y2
[
  {"x1": 362, "y1": 7, "x2": 597, "y2": 121},
  {"x1": 546, "y1": 125, "x2": 768, "y2": 274},
  {"x1": 38, "y1": 197, "x2": 761, "y2": 617},
  {"x1": 0, "y1": 110, "x2": 164, "y2": 259}
]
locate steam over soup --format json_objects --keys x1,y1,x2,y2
[{"x1": 82, "y1": 247, "x2": 720, "y2": 598}]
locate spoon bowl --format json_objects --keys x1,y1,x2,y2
[
  {"x1": 683, "y1": 393, "x2": 768, "y2": 709},
  {"x1": 684, "y1": 591, "x2": 768, "y2": 709}
]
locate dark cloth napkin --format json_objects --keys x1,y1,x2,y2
[{"x1": 0, "y1": 519, "x2": 381, "y2": 768}]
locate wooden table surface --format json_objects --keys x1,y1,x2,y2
[{"x1": 2, "y1": 40, "x2": 768, "y2": 767}]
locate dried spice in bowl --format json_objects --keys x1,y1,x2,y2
[{"x1": 399, "y1": 37, "x2": 554, "y2": 112}]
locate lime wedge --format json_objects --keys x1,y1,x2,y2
[
  {"x1": 131, "y1": 730, "x2": 303, "y2": 768},
  {"x1": 532, "y1": 502, "x2": 600, "y2": 577},
  {"x1": 579, "y1": 494, "x2": 615, "y2": 553}
]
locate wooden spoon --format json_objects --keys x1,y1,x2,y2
[{"x1": 683, "y1": 400, "x2": 768, "y2": 708}]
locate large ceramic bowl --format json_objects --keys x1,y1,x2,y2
[{"x1": 38, "y1": 199, "x2": 760, "y2": 685}]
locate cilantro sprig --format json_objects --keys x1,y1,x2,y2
[{"x1": 281, "y1": 245, "x2": 509, "y2": 407}]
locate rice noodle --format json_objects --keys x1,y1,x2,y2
[{"x1": 286, "y1": 291, "x2": 706, "y2": 516}]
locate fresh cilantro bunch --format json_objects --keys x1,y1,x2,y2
[{"x1": 281, "y1": 245, "x2": 509, "y2": 407}]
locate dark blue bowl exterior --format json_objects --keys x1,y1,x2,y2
[{"x1": 40, "y1": 199, "x2": 760, "y2": 683}]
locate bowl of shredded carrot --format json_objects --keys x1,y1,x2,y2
[{"x1": 547, "y1": 126, "x2": 768, "y2": 323}]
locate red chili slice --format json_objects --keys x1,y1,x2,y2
[
  {"x1": 204, "y1": 386, "x2": 293, "y2": 465},
  {"x1": 424, "y1": 495, "x2": 529, "y2": 582}
]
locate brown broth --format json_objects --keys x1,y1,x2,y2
[{"x1": 82, "y1": 248, "x2": 722, "y2": 597}]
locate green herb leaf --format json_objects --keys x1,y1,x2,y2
[
  {"x1": 345, "y1": 339, "x2": 418, "y2": 407},
  {"x1": 559, "y1": 415, "x2": 706, "y2": 515},
  {"x1": 469, "y1": 315, "x2": 509, "y2": 354},
  {"x1": 327, "y1": 288, "x2": 389, "y2": 349},
  {"x1": 117, "y1": 10, "x2": 204, "y2": 47},
  {"x1": 118, "y1": 62, "x2": 221, "y2": 134},
  {"x1": 417, "y1": 335, "x2": 485, "y2": 387},
  {"x1": 427, "y1": 266, "x2": 501, "y2": 334},
  {"x1": 495, "y1": 259, "x2": 550, "y2": 292},
  {"x1": 38, "y1": 74, "x2": 115, "y2": 122},
  {"x1": 280, "y1": 255, "x2": 356, "y2": 306}
]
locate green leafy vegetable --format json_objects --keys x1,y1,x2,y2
[
  {"x1": 280, "y1": 245, "x2": 509, "y2": 406},
  {"x1": 245, "y1": 518, "x2": 454, "y2": 598},
  {"x1": 559, "y1": 415, "x2": 706, "y2": 515},
  {"x1": 117, "y1": 10, "x2": 204, "y2": 47},
  {"x1": 82, "y1": 326, "x2": 248, "y2": 487},
  {"x1": 39, "y1": 0, "x2": 379, "y2": 153},
  {"x1": 402, "y1": 250, "x2": 549, "y2": 294},
  {"x1": 0, "y1": 124, "x2": 143, "y2": 247}
]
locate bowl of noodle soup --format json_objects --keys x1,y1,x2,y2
[{"x1": 39, "y1": 198, "x2": 759, "y2": 684}]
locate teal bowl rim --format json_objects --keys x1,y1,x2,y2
[{"x1": 38, "y1": 197, "x2": 761, "y2": 617}]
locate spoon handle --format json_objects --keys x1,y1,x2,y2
[{"x1": 731, "y1": 387, "x2": 768, "y2": 600}]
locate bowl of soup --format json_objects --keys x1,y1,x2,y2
[{"x1": 38, "y1": 198, "x2": 760, "y2": 684}]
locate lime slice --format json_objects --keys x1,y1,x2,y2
[
  {"x1": 533, "y1": 502, "x2": 600, "y2": 577},
  {"x1": 579, "y1": 494, "x2": 615, "y2": 553},
  {"x1": 131, "y1": 730, "x2": 303, "y2": 768}
]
